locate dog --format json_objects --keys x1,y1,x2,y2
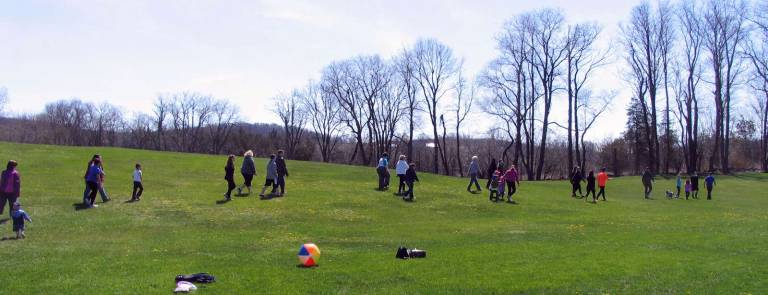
[{"x1": 665, "y1": 190, "x2": 675, "y2": 199}]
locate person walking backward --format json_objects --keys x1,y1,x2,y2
[
  {"x1": 131, "y1": 163, "x2": 144, "y2": 201},
  {"x1": 503, "y1": 164, "x2": 520, "y2": 203},
  {"x1": 596, "y1": 168, "x2": 608, "y2": 201},
  {"x1": 642, "y1": 167, "x2": 654, "y2": 199},
  {"x1": 223, "y1": 155, "x2": 237, "y2": 201},
  {"x1": 467, "y1": 156, "x2": 481, "y2": 193},
  {"x1": 395, "y1": 155, "x2": 408, "y2": 195},
  {"x1": 237, "y1": 150, "x2": 257, "y2": 195},
  {"x1": 376, "y1": 153, "x2": 390, "y2": 191},
  {"x1": 570, "y1": 167, "x2": 584, "y2": 198},
  {"x1": 690, "y1": 172, "x2": 700, "y2": 199},
  {"x1": 273, "y1": 150, "x2": 289, "y2": 197},
  {"x1": 0, "y1": 160, "x2": 21, "y2": 217},
  {"x1": 705, "y1": 173, "x2": 716, "y2": 200},
  {"x1": 485, "y1": 158, "x2": 497, "y2": 189},
  {"x1": 260, "y1": 154, "x2": 277, "y2": 198},
  {"x1": 585, "y1": 170, "x2": 597, "y2": 203}
]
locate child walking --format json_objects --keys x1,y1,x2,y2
[
  {"x1": 131, "y1": 163, "x2": 143, "y2": 201},
  {"x1": 11, "y1": 202, "x2": 31, "y2": 239},
  {"x1": 685, "y1": 179, "x2": 692, "y2": 200},
  {"x1": 223, "y1": 155, "x2": 237, "y2": 201},
  {"x1": 260, "y1": 154, "x2": 277, "y2": 198},
  {"x1": 403, "y1": 163, "x2": 419, "y2": 201},
  {"x1": 585, "y1": 171, "x2": 597, "y2": 203},
  {"x1": 395, "y1": 155, "x2": 408, "y2": 195},
  {"x1": 675, "y1": 173, "x2": 683, "y2": 198}
]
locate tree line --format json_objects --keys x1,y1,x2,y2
[{"x1": 1, "y1": 0, "x2": 766, "y2": 178}]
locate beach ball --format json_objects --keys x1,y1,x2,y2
[{"x1": 298, "y1": 243, "x2": 321, "y2": 267}]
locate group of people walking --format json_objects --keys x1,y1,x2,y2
[
  {"x1": 376, "y1": 153, "x2": 419, "y2": 201},
  {"x1": 82, "y1": 154, "x2": 144, "y2": 207},
  {"x1": 674, "y1": 171, "x2": 716, "y2": 200},
  {"x1": 569, "y1": 167, "x2": 609, "y2": 203},
  {"x1": 223, "y1": 149, "x2": 288, "y2": 201}
]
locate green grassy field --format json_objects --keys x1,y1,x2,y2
[{"x1": 0, "y1": 141, "x2": 766, "y2": 294}]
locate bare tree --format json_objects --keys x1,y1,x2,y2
[
  {"x1": 746, "y1": 0, "x2": 768, "y2": 172},
  {"x1": 675, "y1": 0, "x2": 704, "y2": 173},
  {"x1": 207, "y1": 100, "x2": 238, "y2": 154},
  {"x1": 702, "y1": 0, "x2": 748, "y2": 173},
  {"x1": 658, "y1": 0, "x2": 676, "y2": 174},
  {"x1": 576, "y1": 90, "x2": 613, "y2": 170},
  {"x1": 565, "y1": 22, "x2": 609, "y2": 174},
  {"x1": 322, "y1": 59, "x2": 372, "y2": 165},
  {"x1": 413, "y1": 39, "x2": 459, "y2": 174},
  {"x1": 453, "y1": 69, "x2": 474, "y2": 177},
  {"x1": 622, "y1": 1, "x2": 664, "y2": 173},
  {"x1": 306, "y1": 81, "x2": 343, "y2": 162},
  {"x1": 273, "y1": 90, "x2": 307, "y2": 159},
  {"x1": 152, "y1": 96, "x2": 170, "y2": 150},
  {"x1": 394, "y1": 49, "x2": 421, "y2": 162}
]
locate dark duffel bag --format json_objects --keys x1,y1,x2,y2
[{"x1": 176, "y1": 273, "x2": 216, "y2": 284}]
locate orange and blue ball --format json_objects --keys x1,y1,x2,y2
[{"x1": 298, "y1": 243, "x2": 321, "y2": 267}]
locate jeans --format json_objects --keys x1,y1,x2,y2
[
  {"x1": 0, "y1": 192, "x2": 18, "y2": 216},
  {"x1": 397, "y1": 174, "x2": 405, "y2": 194},
  {"x1": 467, "y1": 173, "x2": 481, "y2": 191},
  {"x1": 506, "y1": 181, "x2": 517, "y2": 199},
  {"x1": 132, "y1": 181, "x2": 144, "y2": 199},
  {"x1": 225, "y1": 179, "x2": 236, "y2": 198},
  {"x1": 706, "y1": 185, "x2": 713, "y2": 200},
  {"x1": 571, "y1": 183, "x2": 582, "y2": 197},
  {"x1": 585, "y1": 186, "x2": 596, "y2": 201},
  {"x1": 405, "y1": 181, "x2": 415, "y2": 200},
  {"x1": 83, "y1": 181, "x2": 109, "y2": 203},
  {"x1": 272, "y1": 174, "x2": 286, "y2": 194},
  {"x1": 377, "y1": 167, "x2": 390, "y2": 190}
]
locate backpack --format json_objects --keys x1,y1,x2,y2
[
  {"x1": 396, "y1": 247, "x2": 410, "y2": 259},
  {"x1": 175, "y1": 273, "x2": 216, "y2": 284}
]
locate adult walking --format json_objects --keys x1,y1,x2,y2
[
  {"x1": 223, "y1": 155, "x2": 237, "y2": 201},
  {"x1": 705, "y1": 173, "x2": 716, "y2": 200},
  {"x1": 237, "y1": 150, "x2": 257, "y2": 195},
  {"x1": 585, "y1": 171, "x2": 597, "y2": 203},
  {"x1": 376, "y1": 153, "x2": 390, "y2": 191},
  {"x1": 503, "y1": 164, "x2": 520, "y2": 203},
  {"x1": 690, "y1": 172, "x2": 700, "y2": 199},
  {"x1": 485, "y1": 158, "x2": 497, "y2": 189},
  {"x1": 395, "y1": 155, "x2": 408, "y2": 195},
  {"x1": 273, "y1": 150, "x2": 289, "y2": 197},
  {"x1": 642, "y1": 167, "x2": 654, "y2": 199},
  {"x1": 570, "y1": 167, "x2": 584, "y2": 198},
  {"x1": 85, "y1": 158, "x2": 103, "y2": 208},
  {"x1": 466, "y1": 156, "x2": 481, "y2": 193},
  {"x1": 675, "y1": 172, "x2": 683, "y2": 198},
  {"x1": 596, "y1": 168, "x2": 608, "y2": 201},
  {"x1": 0, "y1": 160, "x2": 21, "y2": 217}
]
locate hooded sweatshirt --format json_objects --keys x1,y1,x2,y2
[
  {"x1": 0, "y1": 168, "x2": 20, "y2": 197},
  {"x1": 241, "y1": 156, "x2": 256, "y2": 175},
  {"x1": 395, "y1": 160, "x2": 408, "y2": 176},
  {"x1": 266, "y1": 159, "x2": 277, "y2": 180}
]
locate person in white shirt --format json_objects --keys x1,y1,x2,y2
[
  {"x1": 395, "y1": 155, "x2": 409, "y2": 195},
  {"x1": 131, "y1": 163, "x2": 144, "y2": 201}
]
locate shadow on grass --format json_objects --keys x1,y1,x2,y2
[
  {"x1": 72, "y1": 203, "x2": 91, "y2": 211},
  {"x1": 0, "y1": 218, "x2": 8, "y2": 224},
  {"x1": 0, "y1": 236, "x2": 20, "y2": 242},
  {"x1": 296, "y1": 264, "x2": 319, "y2": 268},
  {"x1": 215, "y1": 199, "x2": 231, "y2": 205}
]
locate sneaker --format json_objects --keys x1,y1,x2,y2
[
  {"x1": 103, "y1": 198, "x2": 111, "y2": 203},
  {"x1": 92, "y1": 204, "x2": 99, "y2": 208}
]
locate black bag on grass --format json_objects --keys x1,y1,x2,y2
[
  {"x1": 176, "y1": 273, "x2": 216, "y2": 284},
  {"x1": 410, "y1": 249, "x2": 427, "y2": 258},
  {"x1": 396, "y1": 247, "x2": 410, "y2": 259}
]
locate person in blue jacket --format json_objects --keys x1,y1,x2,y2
[
  {"x1": 705, "y1": 172, "x2": 716, "y2": 200},
  {"x1": 376, "y1": 153, "x2": 390, "y2": 191}
]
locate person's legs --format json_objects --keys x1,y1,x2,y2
[
  {"x1": 707, "y1": 186, "x2": 712, "y2": 200},
  {"x1": 137, "y1": 182, "x2": 144, "y2": 198},
  {"x1": 398, "y1": 175, "x2": 405, "y2": 194},
  {"x1": 98, "y1": 184, "x2": 110, "y2": 202},
  {"x1": 676, "y1": 186, "x2": 681, "y2": 198},
  {"x1": 571, "y1": 183, "x2": 578, "y2": 197},
  {"x1": 0, "y1": 192, "x2": 7, "y2": 216},
  {"x1": 405, "y1": 182, "x2": 414, "y2": 200},
  {"x1": 485, "y1": 177, "x2": 492, "y2": 189},
  {"x1": 278, "y1": 175, "x2": 286, "y2": 195},
  {"x1": 384, "y1": 170, "x2": 390, "y2": 189},
  {"x1": 489, "y1": 189, "x2": 496, "y2": 201},
  {"x1": 132, "y1": 182, "x2": 139, "y2": 200},
  {"x1": 88, "y1": 182, "x2": 98, "y2": 206},
  {"x1": 246, "y1": 174, "x2": 254, "y2": 193},
  {"x1": 685, "y1": 191, "x2": 689, "y2": 199},
  {"x1": 596, "y1": 186, "x2": 605, "y2": 200},
  {"x1": 507, "y1": 182, "x2": 517, "y2": 202},
  {"x1": 226, "y1": 180, "x2": 236, "y2": 199},
  {"x1": 472, "y1": 174, "x2": 481, "y2": 191},
  {"x1": 587, "y1": 188, "x2": 596, "y2": 202},
  {"x1": 83, "y1": 181, "x2": 91, "y2": 204}
]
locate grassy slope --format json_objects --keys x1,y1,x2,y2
[{"x1": 0, "y1": 142, "x2": 766, "y2": 294}]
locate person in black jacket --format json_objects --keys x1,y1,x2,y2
[
  {"x1": 570, "y1": 166, "x2": 584, "y2": 198},
  {"x1": 485, "y1": 158, "x2": 497, "y2": 189},
  {"x1": 224, "y1": 155, "x2": 236, "y2": 201},
  {"x1": 641, "y1": 167, "x2": 654, "y2": 199},
  {"x1": 272, "y1": 150, "x2": 289, "y2": 197},
  {"x1": 690, "y1": 172, "x2": 699, "y2": 199},
  {"x1": 403, "y1": 163, "x2": 419, "y2": 202},
  {"x1": 585, "y1": 170, "x2": 596, "y2": 203},
  {"x1": 237, "y1": 150, "x2": 257, "y2": 195}
]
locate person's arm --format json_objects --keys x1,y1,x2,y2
[
  {"x1": 23, "y1": 211, "x2": 31, "y2": 222},
  {"x1": 15, "y1": 173, "x2": 21, "y2": 197}
]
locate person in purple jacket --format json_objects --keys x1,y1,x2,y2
[
  {"x1": 503, "y1": 164, "x2": 520, "y2": 204},
  {"x1": 0, "y1": 160, "x2": 21, "y2": 217}
]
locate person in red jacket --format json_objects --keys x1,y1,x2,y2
[
  {"x1": 503, "y1": 165, "x2": 520, "y2": 204},
  {"x1": 596, "y1": 168, "x2": 609, "y2": 201},
  {"x1": 0, "y1": 160, "x2": 21, "y2": 217}
]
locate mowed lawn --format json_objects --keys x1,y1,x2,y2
[{"x1": 0, "y1": 142, "x2": 767, "y2": 294}]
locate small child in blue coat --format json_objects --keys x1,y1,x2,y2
[{"x1": 11, "y1": 202, "x2": 31, "y2": 239}]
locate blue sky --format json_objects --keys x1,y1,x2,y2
[{"x1": 1, "y1": 0, "x2": 639, "y2": 139}]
